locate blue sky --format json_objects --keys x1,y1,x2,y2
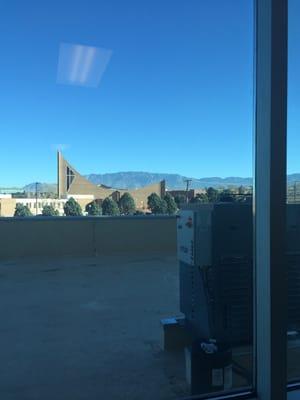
[{"x1": 0, "y1": 1, "x2": 298, "y2": 186}]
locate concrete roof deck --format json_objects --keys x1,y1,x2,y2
[{"x1": 0, "y1": 253, "x2": 188, "y2": 400}]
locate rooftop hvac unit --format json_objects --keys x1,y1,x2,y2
[{"x1": 177, "y1": 203, "x2": 300, "y2": 346}]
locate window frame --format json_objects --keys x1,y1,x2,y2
[
  {"x1": 254, "y1": 0, "x2": 287, "y2": 399},
  {"x1": 184, "y1": 1, "x2": 289, "y2": 399}
]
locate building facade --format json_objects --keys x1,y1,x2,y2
[
  {"x1": 0, "y1": 153, "x2": 166, "y2": 216},
  {"x1": 167, "y1": 188, "x2": 206, "y2": 202},
  {"x1": 0, "y1": 195, "x2": 67, "y2": 217},
  {"x1": 57, "y1": 152, "x2": 165, "y2": 211}
]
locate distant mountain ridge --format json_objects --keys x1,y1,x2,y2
[
  {"x1": 22, "y1": 183, "x2": 57, "y2": 193},
  {"x1": 20, "y1": 172, "x2": 300, "y2": 193},
  {"x1": 85, "y1": 172, "x2": 253, "y2": 189}
]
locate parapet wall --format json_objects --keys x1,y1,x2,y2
[{"x1": 0, "y1": 216, "x2": 177, "y2": 259}]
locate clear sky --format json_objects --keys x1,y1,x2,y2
[{"x1": 0, "y1": 1, "x2": 298, "y2": 186}]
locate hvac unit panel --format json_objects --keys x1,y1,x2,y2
[
  {"x1": 177, "y1": 207, "x2": 213, "y2": 267},
  {"x1": 177, "y1": 210, "x2": 195, "y2": 265}
]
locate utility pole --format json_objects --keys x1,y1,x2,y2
[{"x1": 184, "y1": 179, "x2": 192, "y2": 203}]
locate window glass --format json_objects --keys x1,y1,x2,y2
[
  {"x1": 287, "y1": 0, "x2": 300, "y2": 384},
  {"x1": 0, "y1": 1, "x2": 254, "y2": 398}
]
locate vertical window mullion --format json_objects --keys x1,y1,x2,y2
[{"x1": 254, "y1": 1, "x2": 288, "y2": 399}]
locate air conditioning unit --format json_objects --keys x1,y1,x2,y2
[{"x1": 177, "y1": 203, "x2": 252, "y2": 345}]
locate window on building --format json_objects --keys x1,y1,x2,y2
[{"x1": 66, "y1": 166, "x2": 75, "y2": 190}]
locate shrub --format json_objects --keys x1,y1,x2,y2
[{"x1": 63, "y1": 197, "x2": 82, "y2": 216}]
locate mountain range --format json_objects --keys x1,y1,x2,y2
[
  {"x1": 19, "y1": 172, "x2": 300, "y2": 193},
  {"x1": 85, "y1": 172, "x2": 253, "y2": 189}
]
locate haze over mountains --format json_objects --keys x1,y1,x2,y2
[
  {"x1": 18, "y1": 172, "x2": 300, "y2": 193},
  {"x1": 85, "y1": 172, "x2": 253, "y2": 189}
]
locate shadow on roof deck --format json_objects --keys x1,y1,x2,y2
[{"x1": 0, "y1": 218, "x2": 188, "y2": 399}]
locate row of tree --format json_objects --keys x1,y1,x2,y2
[
  {"x1": 13, "y1": 192, "x2": 179, "y2": 217},
  {"x1": 13, "y1": 203, "x2": 60, "y2": 217},
  {"x1": 178, "y1": 186, "x2": 252, "y2": 205},
  {"x1": 14, "y1": 186, "x2": 251, "y2": 217},
  {"x1": 147, "y1": 193, "x2": 177, "y2": 214}
]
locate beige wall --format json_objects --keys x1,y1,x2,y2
[
  {"x1": 71, "y1": 197, "x2": 94, "y2": 212},
  {"x1": 0, "y1": 198, "x2": 16, "y2": 217},
  {"x1": 0, "y1": 216, "x2": 177, "y2": 260},
  {"x1": 0, "y1": 198, "x2": 67, "y2": 217},
  {"x1": 128, "y1": 181, "x2": 166, "y2": 210},
  {"x1": 67, "y1": 177, "x2": 165, "y2": 211}
]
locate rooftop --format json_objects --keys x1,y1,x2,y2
[{"x1": 0, "y1": 253, "x2": 188, "y2": 400}]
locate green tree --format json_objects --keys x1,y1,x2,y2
[
  {"x1": 102, "y1": 197, "x2": 120, "y2": 216},
  {"x1": 14, "y1": 203, "x2": 32, "y2": 217},
  {"x1": 190, "y1": 193, "x2": 209, "y2": 203},
  {"x1": 119, "y1": 192, "x2": 136, "y2": 215},
  {"x1": 86, "y1": 201, "x2": 102, "y2": 216},
  {"x1": 155, "y1": 198, "x2": 168, "y2": 214},
  {"x1": 206, "y1": 187, "x2": 219, "y2": 203},
  {"x1": 147, "y1": 193, "x2": 167, "y2": 214},
  {"x1": 42, "y1": 204, "x2": 59, "y2": 216},
  {"x1": 174, "y1": 195, "x2": 185, "y2": 208},
  {"x1": 147, "y1": 193, "x2": 161, "y2": 211},
  {"x1": 63, "y1": 197, "x2": 82, "y2": 216},
  {"x1": 134, "y1": 210, "x2": 144, "y2": 215},
  {"x1": 164, "y1": 193, "x2": 178, "y2": 215},
  {"x1": 219, "y1": 189, "x2": 235, "y2": 202}
]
